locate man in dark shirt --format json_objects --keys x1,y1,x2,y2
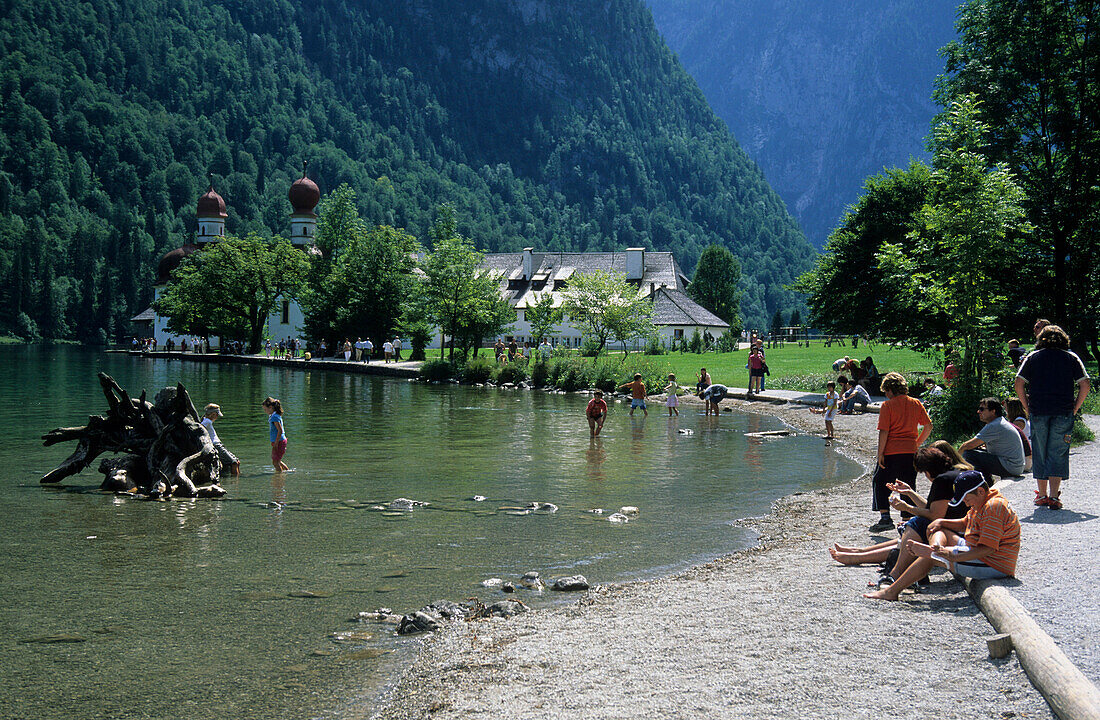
[
  {"x1": 1015, "y1": 325, "x2": 1090, "y2": 509},
  {"x1": 1007, "y1": 339, "x2": 1026, "y2": 369}
]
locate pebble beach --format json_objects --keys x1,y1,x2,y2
[{"x1": 364, "y1": 395, "x2": 1094, "y2": 719}]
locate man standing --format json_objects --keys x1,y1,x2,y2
[
  {"x1": 1015, "y1": 324, "x2": 1090, "y2": 509},
  {"x1": 363, "y1": 338, "x2": 374, "y2": 362},
  {"x1": 958, "y1": 398, "x2": 1026, "y2": 478},
  {"x1": 393, "y1": 336, "x2": 402, "y2": 361},
  {"x1": 354, "y1": 338, "x2": 365, "y2": 362}
]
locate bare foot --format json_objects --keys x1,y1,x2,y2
[
  {"x1": 828, "y1": 547, "x2": 863, "y2": 565},
  {"x1": 905, "y1": 539, "x2": 935, "y2": 559},
  {"x1": 862, "y1": 588, "x2": 899, "y2": 601},
  {"x1": 833, "y1": 543, "x2": 859, "y2": 553}
]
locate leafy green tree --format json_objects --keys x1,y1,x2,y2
[
  {"x1": 301, "y1": 185, "x2": 420, "y2": 347},
  {"x1": 770, "y1": 309, "x2": 785, "y2": 337},
  {"x1": 419, "y1": 206, "x2": 511, "y2": 360},
  {"x1": 561, "y1": 270, "x2": 653, "y2": 355},
  {"x1": 154, "y1": 234, "x2": 308, "y2": 352},
  {"x1": 525, "y1": 292, "x2": 562, "y2": 344},
  {"x1": 687, "y1": 244, "x2": 741, "y2": 326},
  {"x1": 878, "y1": 95, "x2": 1031, "y2": 383},
  {"x1": 937, "y1": 0, "x2": 1100, "y2": 356},
  {"x1": 792, "y1": 162, "x2": 943, "y2": 345}
]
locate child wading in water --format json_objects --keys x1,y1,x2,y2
[
  {"x1": 823, "y1": 381, "x2": 839, "y2": 440},
  {"x1": 664, "y1": 373, "x2": 680, "y2": 416},
  {"x1": 586, "y1": 390, "x2": 608, "y2": 436},
  {"x1": 619, "y1": 373, "x2": 648, "y2": 417},
  {"x1": 263, "y1": 396, "x2": 289, "y2": 472}
]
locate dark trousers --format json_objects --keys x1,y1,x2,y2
[
  {"x1": 872, "y1": 453, "x2": 917, "y2": 513},
  {"x1": 962, "y1": 448, "x2": 1012, "y2": 478}
]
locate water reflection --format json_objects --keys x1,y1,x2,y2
[{"x1": 585, "y1": 437, "x2": 607, "y2": 482}]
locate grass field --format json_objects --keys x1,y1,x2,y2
[{"x1": 605, "y1": 342, "x2": 939, "y2": 392}]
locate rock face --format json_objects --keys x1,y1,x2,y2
[{"x1": 646, "y1": 0, "x2": 958, "y2": 248}]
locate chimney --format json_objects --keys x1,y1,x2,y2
[
  {"x1": 522, "y1": 247, "x2": 534, "y2": 280},
  {"x1": 626, "y1": 248, "x2": 645, "y2": 280}
]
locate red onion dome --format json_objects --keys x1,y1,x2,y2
[
  {"x1": 196, "y1": 186, "x2": 227, "y2": 218},
  {"x1": 289, "y1": 175, "x2": 320, "y2": 215},
  {"x1": 156, "y1": 244, "x2": 200, "y2": 284}
]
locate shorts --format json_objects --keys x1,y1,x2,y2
[
  {"x1": 750, "y1": 368, "x2": 765, "y2": 377},
  {"x1": 271, "y1": 438, "x2": 287, "y2": 464},
  {"x1": 666, "y1": 395, "x2": 678, "y2": 407},
  {"x1": 932, "y1": 539, "x2": 1010, "y2": 579},
  {"x1": 1030, "y1": 414, "x2": 1073, "y2": 479},
  {"x1": 902, "y1": 516, "x2": 931, "y2": 543},
  {"x1": 631, "y1": 399, "x2": 647, "y2": 409}
]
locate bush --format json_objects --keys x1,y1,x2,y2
[
  {"x1": 619, "y1": 355, "x2": 673, "y2": 395},
  {"x1": 643, "y1": 333, "x2": 666, "y2": 355},
  {"x1": 419, "y1": 359, "x2": 456, "y2": 382},
  {"x1": 580, "y1": 337, "x2": 602, "y2": 357},
  {"x1": 689, "y1": 328, "x2": 702, "y2": 354},
  {"x1": 591, "y1": 357, "x2": 619, "y2": 392},
  {"x1": 461, "y1": 356, "x2": 495, "y2": 384},
  {"x1": 530, "y1": 359, "x2": 550, "y2": 387},
  {"x1": 494, "y1": 362, "x2": 528, "y2": 385},
  {"x1": 556, "y1": 357, "x2": 592, "y2": 391},
  {"x1": 715, "y1": 330, "x2": 739, "y2": 353}
]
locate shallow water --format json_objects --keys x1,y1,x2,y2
[{"x1": 0, "y1": 346, "x2": 860, "y2": 719}]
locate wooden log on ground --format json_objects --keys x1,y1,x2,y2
[{"x1": 965, "y1": 578, "x2": 1100, "y2": 720}]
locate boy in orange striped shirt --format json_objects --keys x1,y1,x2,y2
[{"x1": 864, "y1": 470, "x2": 1020, "y2": 601}]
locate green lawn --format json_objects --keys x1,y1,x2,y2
[{"x1": 605, "y1": 342, "x2": 938, "y2": 392}]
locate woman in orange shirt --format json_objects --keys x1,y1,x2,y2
[{"x1": 869, "y1": 372, "x2": 932, "y2": 533}]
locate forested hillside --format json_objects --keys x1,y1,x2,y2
[
  {"x1": 647, "y1": 0, "x2": 958, "y2": 248},
  {"x1": 0, "y1": 0, "x2": 814, "y2": 342}
]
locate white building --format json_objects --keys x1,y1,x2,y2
[
  {"x1": 464, "y1": 247, "x2": 729, "y2": 350},
  {"x1": 133, "y1": 170, "x2": 319, "y2": 348}
]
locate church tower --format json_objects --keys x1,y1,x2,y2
[
  {"x1": 287, "y1": 161, "x2": 320, "y2": 246},
  {"x1": 195, "y1": 174, "x2": 227, "y2": 244}
]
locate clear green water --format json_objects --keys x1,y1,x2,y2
[{"x1": 0, "y1": 346, "x2": 860, "y2": 719}]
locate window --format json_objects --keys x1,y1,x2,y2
[
  {"x1": 674, "y1": 329, "x2": 684, "y2": 339},
  {"x1": 281, "y1": 301, "x2": 290, "y2": 325}
]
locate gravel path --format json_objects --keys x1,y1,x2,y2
[{"x1": 367, "y1": 398, "x2": 1078, "y2": 720}]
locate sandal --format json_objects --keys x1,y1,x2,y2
[
  {"x1": 1034, "y1": 492, "x2": 1050, "y2": 507},
  {"x1": 1048, "y1": 495, "x2": 1062, "y2": 510},
  {"x1": 867, "y1": 575, "x2": 894, "y2": 588}
]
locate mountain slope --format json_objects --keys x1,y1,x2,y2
[
  {"x1": 0, "y1": 0, "x2": 814, "y2": 339},
  {"x1": 647, "y1": 0, "x2": 959, "y2": 248}
]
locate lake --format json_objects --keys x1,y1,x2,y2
[{"x1": 0, "y1": 346, "x2": 860, "y2": 719}]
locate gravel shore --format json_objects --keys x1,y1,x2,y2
[{"x1": 368, "y1": 397, "x2": 1058, "y2": 720}]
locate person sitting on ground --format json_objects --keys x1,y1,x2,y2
[
  {"x1": 586, "y1": 390, "x2": 608, "y2": 436},
  {"x1": 700, "y1": 383, "x2": 728, "y2": 416},
  {"x1": 830, "y1": 447, "x2": 970, "y2": 585},
  {"x1": 839, "y1": 376, "x2": 871, "y2": 414},
  {"x1": 864, "y1": 470, "x2": 1020, "y2": 600},
  {"x1": 860, "y1": 357, "x2": 881, "y2": 395},
  {"x1": 696, "y1": 367, "x2": 711, "y2": 394},
  {"x1": 1004, "y1": 397, "x2": 1033, "y2": 473},
  {"x1": 870, "y1": 372, "x2": 933, "y2": 533},
  {"x1": 922, "y1": 378, "x2": 943, "y2": 405},
  {"x1": 832, "y1": 356, "x2": 851, "y2": 373},
  {"x1": 958, "y1": 397, "x2": 1026, "y2": 479}
]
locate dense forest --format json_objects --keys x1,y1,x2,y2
[{"x1": 0, "y1": 0, "x2": 815, "y2": 343}]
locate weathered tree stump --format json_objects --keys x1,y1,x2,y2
[{"x1": 41, "y1": 373, "x2": 228, "y2": 498}]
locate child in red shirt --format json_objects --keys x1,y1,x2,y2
[{"x1": 586, "y1": 390, "x2": 608, "y2": 436}]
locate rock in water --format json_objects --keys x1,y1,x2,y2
[
  {"x1": 552, "y1": 575, "x2": 590, "y2": 592},
  {"x1": 396, "y1": 611, "x2": 441, "y2": 635},
  {"x1": 484, "y1": 600, "x2": 527, "y2": 618},
  {"x1": 620, "y1": 506, "x2": 640, "y2": 515},
  {"x1": 607, "y1": 513, "x2": 629, "y2": 523},
  {"x1": 528, "y1": 502, "x2": 558, "y2": 512},
  {"x1": 388, "y1": 498, "x2": 429, "y2": 509},
  {"x1": 501, "y1": 582, "x2": 517, "y2": 593},
  {"x1": 519, "y1": 571, "x2": 544, "y2": 590},
  {"x1": 481, "y1": 578, "x2": 503, "y2": 588}
]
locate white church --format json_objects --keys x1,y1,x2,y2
[{"x1": 132, "y1": 169, "x2": 320, "y2": 348}]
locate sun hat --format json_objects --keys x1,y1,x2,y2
[{"x1": 203, "y1": 403, "x2": 223, "y2": 418}]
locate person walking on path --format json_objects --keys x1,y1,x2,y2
[
  {"x1": 586, "y1": 390, "x2": 608, "y2": 436},
  {"x1": 619, "y1": 373, "x2": 648, "y2": 417},
  {"x1": 870, "y1": 372, "x2": 932, "y2": 532},
  {"x1": 343, "y1": 339, "x2": 352, "y2": 361},
  {"x1": 382, "y1": 339, "x2": 394, "y2": 363},
  {"x1": 263, "y1": 397, "x2": 289, "y2": 473},
  {"x1": 364, "y1": 338, "x2": 374, "y2": 362},
  {"x1": 958, "y1": 397, "x2": 1026, "y2": 479},
  {"x1": 393, "y1": 337, "x2": 402, "y2": 361},
  {"x1": 1015, "y1": 324, "x2": 1090, "y2": 509}
]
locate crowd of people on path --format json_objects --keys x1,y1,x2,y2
[{"x1": 824, "y1": 320, "x2": 1090, "y2": 603}]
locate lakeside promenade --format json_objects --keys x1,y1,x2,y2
[{"x1": 120, "y1": 349, "x2": 1097, "y2": 718}]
